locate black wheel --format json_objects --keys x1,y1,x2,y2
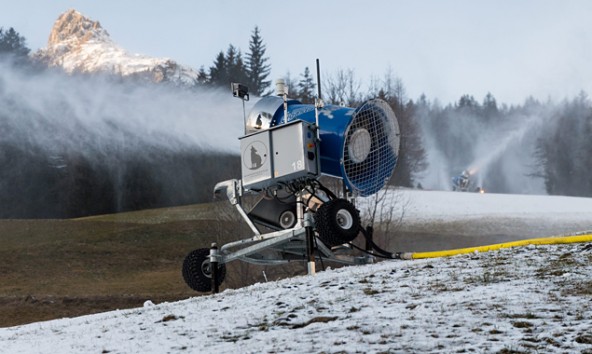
[
  {"x1": 315, "y1": 199, "x2": 361, "y2": 247},
  {"x1": 182, "y1": 248, "x2": 226, "y2": 292}
]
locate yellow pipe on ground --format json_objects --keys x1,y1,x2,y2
[{"x1": 400, "y1": 233, "x2": 592, "y2": 260}]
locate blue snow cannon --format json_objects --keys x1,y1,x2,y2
[{"x1": 245, "y1": 96, "x2": 400, "y2": 197}]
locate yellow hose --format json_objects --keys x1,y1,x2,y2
[{"x1": 400, "y1": 232, "x2": 592, "y2": 260}]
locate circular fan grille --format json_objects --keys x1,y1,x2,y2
[{"x1": 343, "y1": 99, "x2": 400, "y2": 196}]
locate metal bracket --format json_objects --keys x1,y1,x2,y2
[{"x1": 214, "y1": 179, "x2": 261, "y2": 235}]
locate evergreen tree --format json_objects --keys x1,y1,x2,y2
[
  {"x1": 208, "y1": 51, "x2": 227, "y2": 87},
  {"x1": 245, "y1": 26, "x2": 271, "y2": 96},
  {"x1": 386, "y1": 97, "x2": 426, "y2": 187},
  {"x1": 197, "y1": 65, "x2": 208, "y2": 85},
  {"x1": 228, "y1": 48, "x2": 249, "y2": 87},
  {"x1": 205, "y1": 27, "x2": 271, "y2": 94},
  {"x1": 208, "y1": 45, "x2": 250, "y2": 89},
  {"x1": 0, "y1": 27, "x2": 30, "y2": 59},
  {"x1": 534, "y1": 92, "x2": 592, "y2": 197},
  {"x1": 297, "y1": 67, "x2": 315, "y2": 103},
  {"x1": 225, "y1": 44, "x2": 238, "y2": 68},
  {"x1": 482, "y1": 92, "x2": 498, "y2": 119},
  {"x1": 457, "y1": 94, "x2": 478, "y2": 109}
]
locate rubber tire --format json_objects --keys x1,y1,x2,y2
[
  {"x1": 315, "y1": 199, "x2": 361, "y2": 247},
  {"x1": 182, "y1": 248, "x2": 226, "y2": 292}
]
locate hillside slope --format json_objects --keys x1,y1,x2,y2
[
  {"x1": 1, "y1": 189, "x2": 592, "y2": 329},
  {"x1": 1, "y1": 241, "x2": 591, "y2": 353}
]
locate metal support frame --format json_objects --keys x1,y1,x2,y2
[
  {"x1": 210, "y1": 243, "x2": 220, "y2": 294},
  {"x1": 220, "y1": 227, "x2": 306, "y2": 264},
  {"x1": 208, "y1": 170, "x2": 374, "y2": 284},
  {"x1": 304, "y1": 211, "x2": 316, "y2": 275}
]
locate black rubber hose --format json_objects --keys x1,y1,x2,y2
[{"x1": 358, "y1": 226, "x2": 402, "y2": 259}]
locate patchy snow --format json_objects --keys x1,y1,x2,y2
[{"x1": 1, "y1": 190, "x2": 592, "y2": 353}]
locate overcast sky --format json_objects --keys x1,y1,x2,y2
[{"x1": 2, "y1": 1, "x2": 592, "y2": 105}]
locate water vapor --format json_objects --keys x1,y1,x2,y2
[
  {"x1": 0, "y1": 58, "x2": 249, "y2": 218},
  {"x1": 0, "y1": 60, "x2": 245, "y2": 154},
  {"x1": 416, "y1": 103, "x2": 551, "y2": 194}
]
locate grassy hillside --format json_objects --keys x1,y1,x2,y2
[
  {"x1": 0, "y1": 202, "x2": 256, "y2": 327},
  {"x1": 5, "y1": 189, "x2": 585, "y2": 328}
]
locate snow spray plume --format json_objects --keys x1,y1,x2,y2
[
  {"x1": 0, "y1": 58, "x2": 248, "y2": 218},
  {"x1": 464, "y1": 114, "x2": 545, "y2": 190},
  {"x1": 416, "y1": 100, "x2": 553, "y2": 194}
]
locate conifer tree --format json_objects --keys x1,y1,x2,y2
[
  {"x1": 208, "y1": 51, "x2": 227, "y2": 87},
  {"x1": 197, "y1": 66, "x2": 208, "y2": 85},
  {"x1": 245, "y1": 26, "x2": 271, "y2": 96},
  {"x1": 0, "y1": 27, "x2": 30, "y2": 58},
  {"x1": 297, "y1": 67, "x2": 315, "y2": 103},
  {"x1": 208, "y1": 45, "x2": 251, "y2": 89},
  {"x1": 226, "y1": 45, "x2": 249, "y2": 86}
]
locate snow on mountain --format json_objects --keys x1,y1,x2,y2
[
  {"x1": 1, "y1": 190, "x2": 591, "y2": 353},
  {"x1": 34, "y1": 9, "x2": 199, "y2": 86}
]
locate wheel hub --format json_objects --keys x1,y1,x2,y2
[
  {"x1": 336, "y1": 209, "x2": 354, "y2": 230},
  {"x1": 201, "y1": 260, "x2": 212, "y2": 278}
]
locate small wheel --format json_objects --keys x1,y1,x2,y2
[
  {"x1": 182, "y1": 248, "x2": 226, "y2": 292},
  {"x1": 279, "y1": 210, "x2": 296, "y2": 229},
  {"x1": 315, "y1": 199, "x2": 361, "y2": 247}
]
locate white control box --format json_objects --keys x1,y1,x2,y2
[{"x1": 240, "y1": 120, "x2": 319, "y2": 190}]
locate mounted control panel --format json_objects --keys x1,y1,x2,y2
[{"x1": 240, "y1": 120, "x2": 319, "y2": 191}]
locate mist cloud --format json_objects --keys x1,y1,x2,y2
[
  {"x1": 0, "y1": 58, "x2": 249, "y2": 218},
  {"x1": 0, "y1": 59, "x2": 246, "y2": 154},
  {"x1": 416, "y1": 101, "x2": 551, "y2": 194}
]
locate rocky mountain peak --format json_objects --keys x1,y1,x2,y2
[
  {"x1": 48, "y1": 9, "x2": 110, "y2": 47},
  {"x1": 35, "y1": 9, "x2": 199, "y2": 86}
]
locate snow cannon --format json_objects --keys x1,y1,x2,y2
[
  {"x1": 244, "y1": 96, "x2": 400, "y2": 197},
  {"x1": 452, "y1": 169, "x2": 484, "y2": 193},
  {"x1": 181, "y1": 72, "x2": 403, "y2": 295}
]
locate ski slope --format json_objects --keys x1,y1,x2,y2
[{"x1": 1, "y1": 190, "x2": 592, "y2": 353}]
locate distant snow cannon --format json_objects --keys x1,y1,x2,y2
[
  {"x1": 244, "y1": 96, "x2": 400, "y2": 196},
  {"x1": 452, "y1": 169, "x2": 484, "y2": 193},
  {"x1": 182, "y1": 62, "x2": 402, "y2": 294}
]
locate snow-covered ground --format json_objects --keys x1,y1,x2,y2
[
  {"x1": 359, "y1": 189, "x2": 592, "y2": 252},
  {"x1": 393, "y1": 189, "x2": 592, "y2": 222},
  {"x1": 360, "y1": 188, "x2": 592, "y2": 228},
  {"x1": 2, "y1": 190, "x2": 592, "y2": 353}
]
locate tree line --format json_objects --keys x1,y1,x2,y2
[
  {"x1": 196, "y1": 26, "x2": 271, "y2": 97},
  {"x1": 534, "y1": 93, "x2": 592, "y2": 196}
]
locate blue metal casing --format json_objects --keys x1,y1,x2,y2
[{"x1": 245, "y1": 96, "x2": 400, "y2": 197}]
